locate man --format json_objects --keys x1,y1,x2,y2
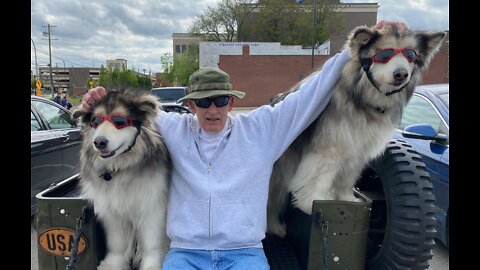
[
  {"x1": 82, "y1": 48, "x2": 349, "y2": 269},
  {"x1": 53, "y1": 91, "x2": 62, "y2": 105}
]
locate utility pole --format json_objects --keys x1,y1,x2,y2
[
  {"x1": 63, "y1": 60, "x2": 67, "y2": 93},
  {"x1": 42, "y1": 24, "x2": 57, "y2": 97}
]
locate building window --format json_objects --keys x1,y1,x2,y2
[{"x1": 175, "y1": 44, "x2": 188, "y2": 54}]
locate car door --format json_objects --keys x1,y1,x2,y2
[
  {"x1": 32, "y1": 99, "x2": 81, "y2": 178},
  {"x1": 31, "y1": 105, "x2": 63, "y2": 214},
  {"x1": 31, "y1": 99, "x2": 81, "y2": 214},
  {"x1": 395, "y1": 93, "x2": 449, "y2": 209}
]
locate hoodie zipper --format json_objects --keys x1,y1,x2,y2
[
  {"x1": 206, "y1": 123, "x2": 233, "y2": 248},
  {"x1": 191, "y1": 118, "x2": 233, "y2": 249},
  {"x1": 208, "y1": 162, "x2": 212, "y2": 244}
]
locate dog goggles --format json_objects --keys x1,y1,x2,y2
[
  {"x1": 194, "y1": 96, "x2": 230, "y2": 108},
  {"x1": 371, "y1": 48, "x2": 417, "y2": 63},
  {"x1": 90, "y1": 114, "x2": 135, "y2": 129}
]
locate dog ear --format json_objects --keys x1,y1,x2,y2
[
  {"x1": 414, "y1": 31, "x2": 447, "y2": 70},
  {"x1": 347, "y1": 26, "x2": 378, "y2": 62},
  {"x1": 72, "y1": 107, "x2": 87, "y2": 120},
  {"x1": 71, "y1": 107, "x2": 94, "y2": 127},
  {"x1": 349, "y1": 26, "x2": 375, "y2": 48},
  {"x1": 133, "y1": 94, "x2": 160, "y2": 123}
]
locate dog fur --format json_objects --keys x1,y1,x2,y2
[
  {"x1": 72, "y1": 90, "x2": 171, "y2": 270},
  {"x1": 266, "y1": 23, "x2": 446, "y2": 237}
]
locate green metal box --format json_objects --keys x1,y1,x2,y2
[
  {"x1": 35, "y1": 175, "x2": 106, "y2": 270},
  {"x1": 285, "y1": 190, "x2": 372, "y2": 270}
]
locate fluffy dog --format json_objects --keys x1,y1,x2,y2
[
  {"x1": 267, "y1": 22, "x2": 446, "y2": 236},
  {"x1": 72, "y1": 90, "x2": 171, "y2": 270}
]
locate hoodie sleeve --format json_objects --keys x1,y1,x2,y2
[{"x1": 243, "y1": 48, "x2": 351, "y2": 161}]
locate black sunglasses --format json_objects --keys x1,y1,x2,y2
[{"x1": 194, "y1": 96, "x2": 230, "y2": 108}]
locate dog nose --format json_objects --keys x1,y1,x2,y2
[
  {"x1": 393, "y1": 68, "x2": 409, "y2": 82},
  {"x1": 94, "y1": 136, "x2": 108, "y2": 149}
]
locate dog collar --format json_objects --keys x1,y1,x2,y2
[
  {"x1": 360, "y1": 57, "x2": 410, "y2": 96},
  {"x1": 100, "y1": 169, "x2": 115, "y2": 181}
]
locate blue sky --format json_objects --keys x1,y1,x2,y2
[{"x1": 31, "y1": 0, "x2": 448, "y2": 75}]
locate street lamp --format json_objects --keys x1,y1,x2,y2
[{"x1": 31, "y1": 38, "x2": 39, "y2": 80}]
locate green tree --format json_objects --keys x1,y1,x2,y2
[
  {"x1": 189, "y1": 0, "x2": 259, "y2": 42},
  {"x1": 160, "y1": 53, "x2": 175, "y2": 83},
  {"x1": 160, "y1": 47, "x2": 199, "y2": 86},
  {"x1": 31, "y1": 78, "x2": 37, "y2": 90},
  {"x1": 190, "y1": 0, "x2": 343, "y2": 46},
  {"x1": 252, "y1": 0, "x2": 344, "y2": 46},
  {"x1": 173, "y1": 46, "x2": 200, "y2": 85},
  {"x1": 97, "y1": 64, "x2": 152, "y2": 90}
]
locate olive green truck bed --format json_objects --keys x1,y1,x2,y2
[{"x1": 35, "y1": 174, "x2": 372, "y2": 270}]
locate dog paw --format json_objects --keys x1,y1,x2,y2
[
  {"x1": 141, "y1": 266, "x2": 161, "y2": 270},
  {"x1": 140, "y1": 252, "x2": 163, "y2": 270},
  {"x1": 97, "y1": 263, "x2": 117, "y2": 270},
  {"x1": 338, "y1": 192, "x2": 362, "y2": 202},
  {"x1": 144, "y1": 267, "x2": 162, "y2": 270},
  {"x1": 97, "y1": 254, "x2": 128, "y2": 270},
  {"x1": 294, "y1": 199, "x2": 314, "y2": 215},
  {"x1": 267, "y1": 222, "x2": 287, "y2": 237}
]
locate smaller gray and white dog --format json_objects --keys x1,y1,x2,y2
[
  {"x1": 267, "y1": 22, "x2": 446, "y2": 236},
  {"x1": 73, "y1": 90, "x2": 171, "y2": 270}
]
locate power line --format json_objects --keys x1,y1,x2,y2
[{"x1": 31, "y1": 46, "x2": 90, "y2": 68}]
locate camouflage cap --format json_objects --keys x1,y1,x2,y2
[{"x1": 178, "y1": 67, "x2": 246, "y2": 102}]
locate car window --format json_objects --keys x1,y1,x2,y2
[
  {"x1": 31, "y1": 111, "x2": 43, "y2": 131},
  {"x1": 162, "y1": 105, "x2": 191, "y2": 114},
  {"x1": 151, "y1": 88, "x2": 185, "y2": 102},
  {"x1": 32, "y1": 100, "x2": 76, "y2": 129},
  {"x1": 399, "y1": 95, "x2": 443, "y2": 133}
]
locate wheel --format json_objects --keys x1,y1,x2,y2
[{"x1": 356, "y1": 139, "x2": 436, "y2": 270}]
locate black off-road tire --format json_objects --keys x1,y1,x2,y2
[{"x1": 356, "y1": 139, "x2": 436, "y2": 270}]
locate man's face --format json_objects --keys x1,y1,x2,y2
[{"x1": 189, "y1": 96, "x2": 234, "y2": 132}]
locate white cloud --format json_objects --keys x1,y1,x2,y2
[{"x1": 31, "y1": 0, "x2": 448, "y2": 75}]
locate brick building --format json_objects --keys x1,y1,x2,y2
[{"x1": 203, "y1": 32, "x2": 449, "y2": 108}]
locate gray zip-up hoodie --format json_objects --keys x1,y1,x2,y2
[{"x1": 154, "y1": 48, "x2": 350, "y2": 250}]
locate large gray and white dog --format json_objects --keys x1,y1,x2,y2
[
  {"x1": 72, "y1": 90, "x2": 171, "y2": 270},
  {"x1": 267, "y1": 22, "x2": 446, "y2": 236}
]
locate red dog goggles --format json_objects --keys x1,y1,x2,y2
[
  {"x1": 90, "y1": 114, "x2": 135, "y2": 129},
  {"x1": 371, "y1": 48, "x2": 417, "y2": 63}
]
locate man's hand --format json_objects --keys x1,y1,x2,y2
[
  {"x1": 373, "y1": 20, "x2": 407, "y2": 31},
  {"x1": 79, "y1": 86, "x2": 107, "y2": 111}
]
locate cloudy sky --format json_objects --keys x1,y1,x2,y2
[{"x1": 30, "y1": 0, "x2": 449, "y2": 75}]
